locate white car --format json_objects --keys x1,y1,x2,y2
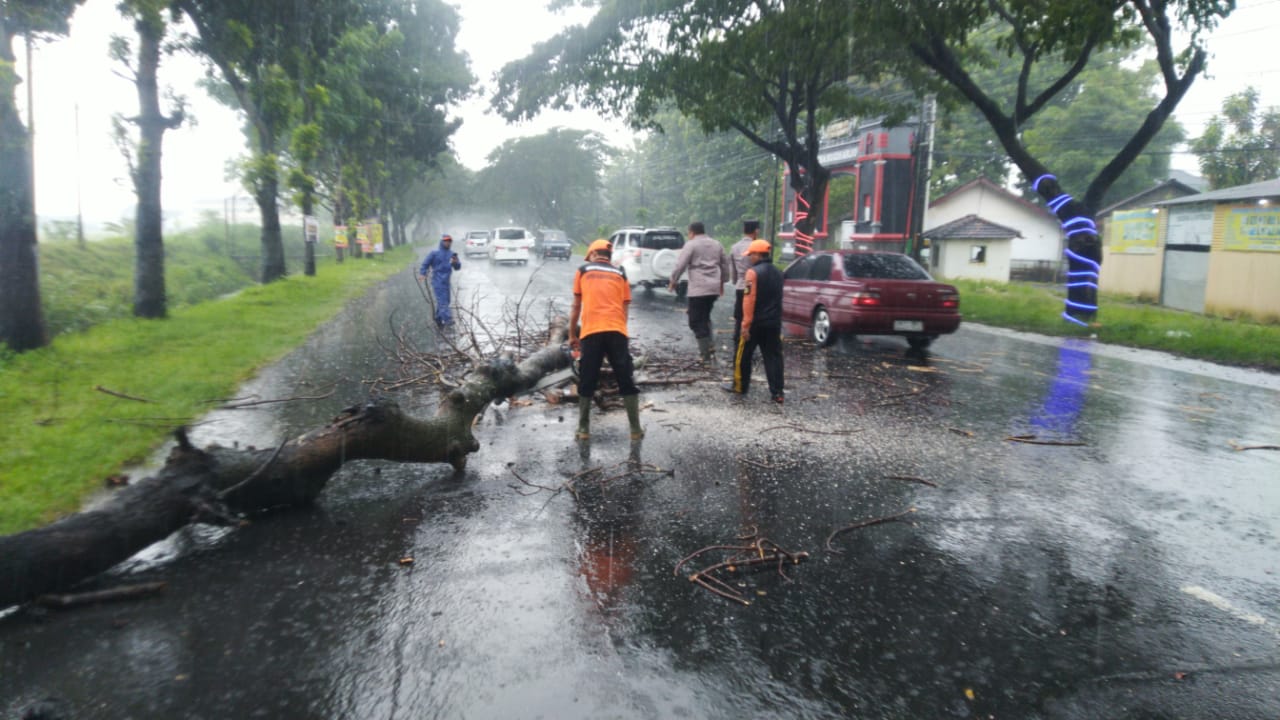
[
  {"x1": 607, "y1": 226, "x2": 687, "y2": 297},
  {"x1": 463, "y1": 230, "x2": 490, "y2": 257},
  {"x1": 488, "y1": 226, "x2": 534, "y2": 265}
]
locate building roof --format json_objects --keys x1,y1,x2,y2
[
  {"x1": 1168, "y1": 169, "x2": 1209, "y2": 192},
  {"x1": 923, "y1": 214, "x2": 1022, "y2": 241},
  {"x1": 1156, "y1": 177, "x2": 1280, "y2": 207},
  {"x1": 929, "y1": 176, "x2": 1056, "y2": 219},
  {"x1": 1098, "y1": 177, "x2": 1205, "y2": 216}
]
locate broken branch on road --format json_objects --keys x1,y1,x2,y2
[{"x1": 825, "y1": 508, "x2": 917, "y2": 553}]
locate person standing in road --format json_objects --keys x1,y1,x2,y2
[
  {"x1": 569, "y1": 239, "x2": 644, "y2": 441},
  {"x1": 419, "y1": 233, "x2": 462, "y2": 327},
  {"x1": 724, "y1": 239, "x2": 784, "y2": 404},
  {"x1": 668, "y1": 221, "x2": 730, "y2": 366},
  {"x1": 728, "y1": 220, "x2": 760, "y2": 354}
]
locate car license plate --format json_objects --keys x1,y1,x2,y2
[{"x1": 894, "y1": 320, "x2": 923, "y2": 332}]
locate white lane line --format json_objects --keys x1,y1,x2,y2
[{"x1": 1181, "y1": 585, "x2": 1279, "y2": 638}]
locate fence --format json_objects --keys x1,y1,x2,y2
[{"x1": 1009, "y1": 259, "x2": 1064, "y2": 283}]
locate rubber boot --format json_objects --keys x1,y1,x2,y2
[
  {"x1": 697, "y1": 335, "x2": 718, "y2": 369},
  {"x1": 623, "y1": 394, "x2": 644, "y2": 440},
  {"x1": 576, "y1": 397, "x2": 591, "y2": 440}
]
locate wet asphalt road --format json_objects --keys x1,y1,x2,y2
[{"x1": 3, "y1": 252, "x2": 1278, "y2": 719}]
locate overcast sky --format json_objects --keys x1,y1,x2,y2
[{"x1": 16, "y1": 0, "x2": 1280, "y2": 230}]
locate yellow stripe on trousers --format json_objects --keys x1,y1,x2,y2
[{"x1": 732, "y1": 334, "x2": 749, "y2": 392}]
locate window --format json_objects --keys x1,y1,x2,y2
[
  {"x1": 844, "y1": 253, "x2": 930, "y2": 280},
  {"x1": 970, "y1": 245, "x2": 987, "y2": 264},
  {"x1": 809, "y1": 254, "x2": 833, "y2": 281},
  {"x1": 784, "y1": 255, "x2": 816, "y2": 280},
  {"x1": 640, "y1": 230, "x2": 684, "y2": 250}
]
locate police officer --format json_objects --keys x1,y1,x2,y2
[{"x1": 724, "y1": 239, "x2": 784, "y2": 403}]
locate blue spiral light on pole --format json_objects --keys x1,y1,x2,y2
[{"x1": 1034, "y1": 174, "x2": 1099, "y2": 327}]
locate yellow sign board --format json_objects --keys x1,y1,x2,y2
[
  {"x1": 1109, "y1": 209, "x2": 1158, "y2": 254},
  {"x1": 1223, "y1": 207, "x2": 1280, "y2": 252}
]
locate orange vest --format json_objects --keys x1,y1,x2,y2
[{"x1": 573, "y1": 261, "x2": 631, "y2": 338}]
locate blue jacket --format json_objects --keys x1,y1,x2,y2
[{"x1": 420, "y1": 244, "x2": 461, "y2": 281}]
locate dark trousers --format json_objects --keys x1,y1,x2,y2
[
  {"x1": 578, "y1": 331, "x2": 639, "y2": 397},
  {"x1": 686, "y1": 295, "x2": 717, "y2": 339},
  {"x1": 732, "y1": 289, "x2": 745, "y2": 348},
  {"x1": 731, "y1": 325, "x2": 784, "y2": 397}
]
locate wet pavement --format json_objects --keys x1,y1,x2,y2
[{"x1": 3, "y1": 253, "x2": 1278, "y2": 719}]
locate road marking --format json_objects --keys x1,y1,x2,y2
[{"x1": 1181, "y1": 585, "x2": 1278, "y2": 638}]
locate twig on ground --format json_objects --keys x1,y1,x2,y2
[
  {"x1": 825, "y1": 508, "x2": 916, "y2": 553},
  {"x1": 1005, "y1": 434, "x2": 1087, "y2": 446},
  {"x1": 94, "y1": 386, "x2": 154, "y2": 403}
]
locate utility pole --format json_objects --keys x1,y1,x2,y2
[
  {"x1": 909, "y1": 94, "x2": 936, "y2": 263},
  {"x1": 26, "y1": 35, "x2": 36, "y2": 237},
  {"x1": 75, "y1": 103, "x2": 85, "y2": 246}
]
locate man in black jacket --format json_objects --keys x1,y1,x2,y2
[{"x1": 723, "y1": 239, "x2": 784, "y2": 403}]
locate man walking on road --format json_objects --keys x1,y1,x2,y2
[
  {"x1": 569, "y1": 239, "x2": 644, "y2": 441},
  {"x1": 724, "y1": 239, "x2": 784, "y2": 404},
  {"x1": 728, "y1": 220, "x2": 760, "y2": 355},
  {"x1": 668, "y1": 221, "x2": 730, "y2": 366},
  {"x1": 419, "y1": 233, "x2": 462, "y2": 327}
]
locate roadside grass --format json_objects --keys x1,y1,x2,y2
[
  {"x1": 952, "y1": 279, "x2": 1280, "y2": 372},
  {"x1": 38, "y1": 223, "x2": 306, "y2": 337},
  {"x1": 0, "y1": 246, "x2": 414, "y2": 535}
]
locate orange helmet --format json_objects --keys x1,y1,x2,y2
[
  {"x1": 587, "y1": 239, "x2": 612, "y2": 256},
  {"x1": 745, "y1": 239, "x2": 772, "y2": 255}
]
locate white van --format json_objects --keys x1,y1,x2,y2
[{"x1": 488, "y1": 226, "x2": 534, "y2": 265}]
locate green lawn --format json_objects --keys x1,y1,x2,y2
[
  {"x1": 951, "y1": 279, "x2": 1280, "y2": 372},
  {"x1": 0, "y1": 246, "x2": 414, "y2": 535}
]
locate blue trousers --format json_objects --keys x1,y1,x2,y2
[{"x1": 431, "y1": 278, "x2": 453, "y2": 325}]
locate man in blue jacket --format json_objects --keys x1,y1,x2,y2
[{"x1": 419, "y1": 234, "x2": 462, "y2": 327}]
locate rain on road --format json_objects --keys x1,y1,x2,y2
[{"x1": 3, "y1": 253, "x2": 1278, "y2": 719}]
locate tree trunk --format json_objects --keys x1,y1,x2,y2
[
  {"x1": 0, "y1": 27, "x2": 48, "y2": 351},
  {"x1": 132, "y1": 15, "x2": 177, "y2": 319},
  {"x1": 256, "y1": 166, "x2": 286, "y2": 282},
  {"x1": 0, "y1": 320, "x2": 570, "y2": 609},
  {"x1": 301, "y1": 192, "x2": 316, "y2": 277},
  {"x1": 790, "y1": 167, "x2": 830, "y2": 257}
]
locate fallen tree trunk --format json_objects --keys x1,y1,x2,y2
[{"x1": 0, "y1": 320, "x2": 570, "y2": 609}]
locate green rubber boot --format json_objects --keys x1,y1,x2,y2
[
  {"x1": 623, "y1": 394, "x2": 644, "y2": 440},
  {"x1": 576, "y1": 397, "x2": 591, "y2": 440},
  {"x1": 696, "y1": 335, "x2": 718, "y2": 369}
]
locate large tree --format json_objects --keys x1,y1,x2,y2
[
  {"x1": 1190, "y1": 86, "x2": 1280, "y2": 189},
  {"x1": 179, "y1": 0, "x2": 303, "y2": 282},
  {"x1": 288, "y1": 0, "x2": 469, "y2": 252},
  {"x1": 876, "y1": 0, "x2": 1233, "y2": 323},
  {"x1": 0, "y1": 0, "x2": 85, "y2": 352},
  {"x1": 603, "y1": 107, "x2": 777, "y2": 238},
  {"x1": 112, "y1": 0, "x2": 187, "y2": 318},
  {"x1": 477, "y1": 128, "x2": 612, "y2": 241},
  {"x1": 492, "y1": 0, "x2": 909, "y2": 258},
  {"x1": 932, "y1": 38, "x2": 1185, "y2": 206}
]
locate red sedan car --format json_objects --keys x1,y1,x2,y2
[{"x1": 781, "y1": 250, "x2": 961, "y2": 350}]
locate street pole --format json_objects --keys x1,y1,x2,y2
[
  {"x1": 75, "y1": 103, "x2": 84, "y2": 246},
  {"x1": 909, "y1": 94, "x2": 936, "y2": 263},
  {"x1": 26, "y1": 35, "x2": 36, "y2": 240}
]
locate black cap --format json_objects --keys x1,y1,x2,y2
[{"x1": 743, "y1": 220, "x2": 760, "y2": 234}]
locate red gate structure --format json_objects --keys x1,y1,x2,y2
[{"x1": 779, "y1": 117, "x2": 920, "y2": 254}]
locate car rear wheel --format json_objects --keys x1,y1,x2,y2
[
  {"x1": 811, "y1": 307, "x2": 834, "y2": 347},
  {"x1": 907, "y1": 336, "x2": 934, "y2": 350}
]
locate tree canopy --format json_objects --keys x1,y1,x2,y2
[
  {"x1": 492, "y1": 0, "x2": 913, "y2": 256},
  {"x1": 477, "y1": 128, "x2": 612, "y2": 243},
  {"x1": 1190, "y1": 86, "x2": 1280, "y2": 189}
]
